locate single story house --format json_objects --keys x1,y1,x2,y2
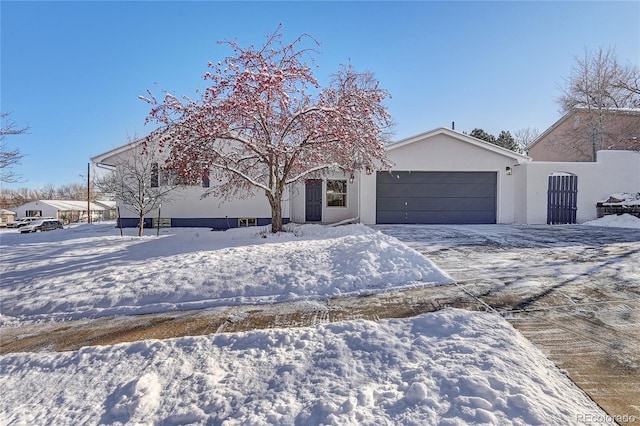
[
  {"x1": 0, "y1": 209, "x2": 16, "y2": 227},
  {"x1": 13, "y1": 200, "x2": 116, "y2": 224},
  {"x1": 92, "y1": 127, "x2": 640, "y2": 228}
]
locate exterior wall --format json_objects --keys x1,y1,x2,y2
[
  {"x1": 118, "y1": 186, "x2": 290, "y2": 229},
  {"x1": 517, "y1": 150, "x2": 640, "y2": 224},
  {"x1": 98, "y1": 143, "x2": 291, "y2": 228},
  {"x1": 0, "y1": 210, "x2": 16, "y2": 226},
  {"x1": 14, "y1": 201, "x2": 60, "y2": 219},
  {"x1": 289, "y1": 172, "x2": 360, "y2": 224},
  {"x1": 361, "y1": 133, "x2": 524, "y2": 224},
  {"x1": 528, "y1": 110, "x2": 640, "y2": 162}
]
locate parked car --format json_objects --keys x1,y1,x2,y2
[
  {"x1": 8, "y1": 217, "x2": 55, "y2": 228},
  {"x1": 19, "y1": 219, "x2": 64, "y2": 233},
  {"x1": 8, "y1": 217, "x2": 38, "y2": 228}
]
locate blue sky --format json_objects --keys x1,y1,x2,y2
[{"x1": 2, "y1": 1, "x2": 638, "y2": 190}]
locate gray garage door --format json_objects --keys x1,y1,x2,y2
[{"x1": 376, "y1": 171, "x2": 497, "y2": 224}]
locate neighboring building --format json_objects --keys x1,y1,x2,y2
[
  {"x1": 92, "y1": 127, "x2": 640, "y2": 227},
  {"x1": 0, "y1": 209, "x2": 16, "y2": 227},
  {"x1": 13, "y1": 200, "x2": 115, "y2": 223},
  {"x1": 527, "y1": 107, "x2": 640, "y2": 162}
]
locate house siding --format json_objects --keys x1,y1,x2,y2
[{"x1": 118, "y1": 217, "x2": 288, "y2": 230}]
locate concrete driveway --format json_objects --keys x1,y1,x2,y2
[{"x1": 374, "y1": 224, "x2": 640, "y2": 425}]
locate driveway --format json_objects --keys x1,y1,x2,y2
[{"x1": 374, "y1": 224, "x2": 640, "y2": 425}]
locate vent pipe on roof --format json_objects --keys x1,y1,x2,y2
[{"x1": 452, "y1": 121, "x2": 455, "y2": 130}]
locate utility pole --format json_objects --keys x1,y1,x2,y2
[{"x1": 87, "y1": 162, "x2": 91, "y2": 224}]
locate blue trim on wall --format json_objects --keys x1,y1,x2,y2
[{"x1": 117, "y1": 217, "x2": 289, "y2": 230}]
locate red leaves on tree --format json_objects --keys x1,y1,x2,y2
[{"x1": 141, "y1": 26, "x2": 392, "y2": 232}]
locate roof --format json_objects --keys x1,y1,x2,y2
[
  {"x1": 19, "y1": 200, "x2": 114, "y2": 211},
  {"x1": 90, "y1": 140, "x2": 144, "y2": 166},
  {"x1": 527, "y1": 107, "x2": 640, "y2": 150},
  {"x1": 0, "y1": 209, "x2": 16, "y2": 215},
  {"x1": 92, "y1": 126, "x2": 533, "y2": 167},
  {"x1": 387, "y1": 127, "x2": 531, "y2": 164},
  {"x1": 93, "y1": 200, "x2": 117, "y2": 209}
]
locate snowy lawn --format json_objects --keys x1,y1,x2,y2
[
  {"x1": 0, "y1": 309, "x2": 608, "y2": 425},
  {"x1": 0, "y1": 223, "x2": 452, "y2": 325}
]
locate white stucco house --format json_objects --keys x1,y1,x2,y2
[
  {"x1": 91, "y1": 127, "x2": 640, "y2": 228},
  {"x1": 13, "y1": 200, "x2": 116, "y2": 223}
]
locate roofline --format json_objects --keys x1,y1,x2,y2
[
  {"x1": 527, "y1": 106, "x2": 640, "y2": 150},
  {"x1": 92, "y1": 126, "x2": 533, "y2": 166},
  {"x1": 90, "y1": 138, "x2": 146, "y2": 166},
  {"x1": 387, "y1": 127, "x2": 531, "y2": 163}
]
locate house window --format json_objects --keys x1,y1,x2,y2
[
  {"x1": 152, "y1": 217, "x2": 171, "y2": 228},
  {"x1": 238, "y1": 218, "x2": 256, "y2": 227},
  {"x1": 26, "y1": 210, "x2": 43, "y2": 217},
  {"x1": 326, "y1": 180, "x2": 347, "y2": 207},
  {"x1": 151, "y1": 163, "x2": 159, "y2": 188},
  {"x1": 202, "y1": 169, "x2": 210, "y2": 188},
  {"x1": 160, "y1": 169, "x2": 179, "y2": 186}
]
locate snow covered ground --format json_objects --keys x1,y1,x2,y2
[
  {"x1": 584, "y1": 213, "x2": 640, "y2": 229},
  {"x1": 1, "y1": 309, "x2": 609, "y2": 425},
  {"x1": 0, "y1": 223, "x2": 452, "y2": 325},
  {"x1": 0, "y1": 222, "x2": 617, "y2": 424}
]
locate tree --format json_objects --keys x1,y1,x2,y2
[
  {"x1": 495, "y1": 130, "x2": 520, "y2": 152},
  {"x1": 469, "y1": 128, "x2": 496, "y2": 144},
  {"x1": 470, "y1": 128, "x2": 523, "y2": 153},
  {"x1": 556, "y1": 46, "x2": 640, "y2": 160},
  {"x1": 141, "y1": 27, "x2": 392, "y2": 233},
  {"x1": 513, "y1": 127, "x2": 540, "y2": 153},
  {"x1": 93, "y1": 137, "x2": 181, "y2": 236},
  {"x1": 0, "y1": 112, "x2": 29, "y2": 183}
]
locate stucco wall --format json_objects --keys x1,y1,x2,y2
[
  {"x1": 118, "y1": 186, "x2": 282, "y2": 219},
  {"x1": 99, "y1": 142, "x2": 290, "y2": 227},
  {"x1": 361, "y1": 133, "x2": 525, "y2": 224},
  {"x1": 517, "y1": 150, "x2": 640, "y2": 224},
  {"x1": 14, "y1": 201, "x2": 59, "y2": 219},
  {"x1": 289, "y1": 172, "x2": 360, "y2": 224}
]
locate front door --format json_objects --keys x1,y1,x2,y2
[{"x1": 305, "y1": 179, "x2": 322, "y2": 222}]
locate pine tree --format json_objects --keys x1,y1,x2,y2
[
  {"x1": 495, "y1": 130, "x2": 520, "y2": 152},
  {"x1": 469, "y1": 128, "x2": 496, "y2": 143}
]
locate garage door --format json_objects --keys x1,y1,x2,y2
[{"x1": 376, "y1": 171, "x2": 497, "y2": 224}]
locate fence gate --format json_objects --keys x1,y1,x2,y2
[{"x1": 547, "y1": 174, "x2": 578, "y2": 224}]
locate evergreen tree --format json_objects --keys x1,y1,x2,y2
[
  {"x1": 469, "y1": 128, "x2": 496, "y2": 143},
  {"x1": 495, "y1": 130, "x2": 520, "y2": 152}
]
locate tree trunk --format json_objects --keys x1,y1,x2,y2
[
  {"x1": 267, "y1": 191, "x2": 284, "y2": 233},
  {"x1": 138, "y1": 212, "x2": 145, "y2": 237}
]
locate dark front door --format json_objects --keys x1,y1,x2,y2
[
  {"x1": 305, "y1": 179, "x2": 322, "y2": 222},
  {"x1": 547, "y1": 174, "x2": 578, "y2": 224}
]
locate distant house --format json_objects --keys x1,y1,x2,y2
[
  {"x1": 527, "y1": 107, "x2": 640, "y2": 162},
  {"x1": 13, "y1": 200, "x2": 116, "y2": 224},
  {"x1": 0, "y1": 209, "x2": 16, "y2": 227}
]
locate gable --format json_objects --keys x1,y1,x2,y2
[
  {"x1": 385, "y1": 128, "x2": 529, "y2": 170},
  {"x1": 528, "y1": 108, "x2": 640, "y2": 161}
]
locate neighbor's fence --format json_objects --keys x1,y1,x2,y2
[{"x1": 596, "y1": 203, "x2": 640, "y2": 218}]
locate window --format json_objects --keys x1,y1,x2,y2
[
  {"x1": 152, "y1": 217, "x2": 171, "y2": 228},
  {"x1": 238, "y1": 218, "x2": 256, "y2": 227},
  {"x1": 202, "y1": 169, "x2": 210, "y2": 188},
  {"x1": 160, "y1": 169, "x2": 179, "y2": 186},
  {"x1": 26, "y1": 210, "x2": 43, "y2": 217},
  {"x1": 151, "y1": 163, "x2": 159, "y2": 188},
  {"x1": 152, "y1": 163, "x2": 207, "y2": 187},
  {"x1": 326, "y1": 179, "x2": 347, "y2": 207}
]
